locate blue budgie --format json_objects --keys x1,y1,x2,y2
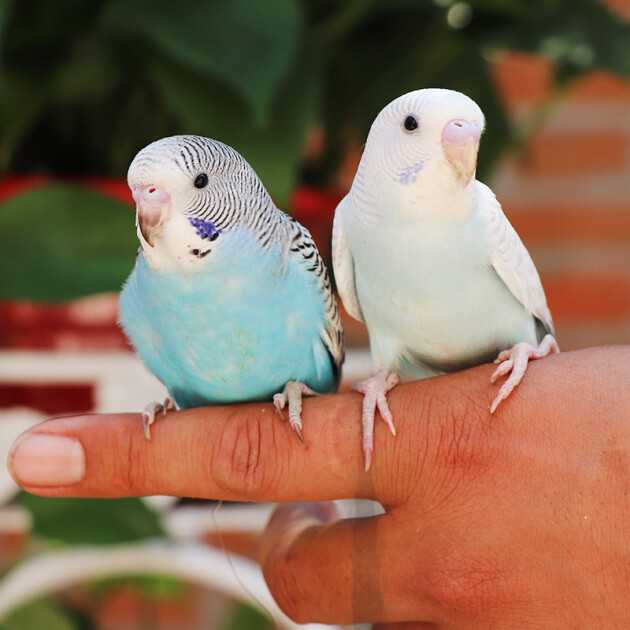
[
  {"x1": 332, "y1": 88, "x2": 559, "y2": 470},
  {"x1": 119, "y1": 135, "x2": 344, "y2": 443}
]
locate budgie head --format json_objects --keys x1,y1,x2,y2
[
  {"x1": 351, "y1": 88, "x2": 486, "y2": 218},
  {"x1": 127, "y1": 135, "x2": 269, "y2": 270}
]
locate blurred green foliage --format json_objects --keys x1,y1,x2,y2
[
  {"x1": 17, "y1": 493, "x2": 165, "y2": 544},
  {"x1": 0, "y1": 582, "x2": 269, "y2": 630},
  {"x1": 3, "y1": 495, "x2": 269, "y2": 629},
  {"x1": 0, "y1": 598, "x2": 80, "y2": 630},
  {"x1": 1, "y1": 0, "x2": 629, "y2": 200},
  {"x1": 1, "y1": 594, "x2": 270, "y2": 630},
  {"x1": 0, "y1": 185, "x2": 136, "y2": 300},
  {"x1": 221, "y1": 601, "x2": 272, "y2": 630}
]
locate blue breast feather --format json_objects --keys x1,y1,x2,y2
[{"x1": 119, "y1": 228, "x2": 336, "y2": 408}]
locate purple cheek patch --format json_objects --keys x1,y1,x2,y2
[
  {"x1": 189, "y1": 217, "x2": 220, "y2": 241},
  {"x1": 399, "y1": 160, "x2": 427, "y2": 185}
]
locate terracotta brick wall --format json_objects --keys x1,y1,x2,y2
[{"x1": 491, "y1": 43, "x2": 630, "y2": 349}]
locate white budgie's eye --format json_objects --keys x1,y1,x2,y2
[
  {"x1": 194, "y1": 173, "x2": 209, "y2": 189},
  {"x1": 403, "y1": 115, "x2": 419, "y2": 132}
]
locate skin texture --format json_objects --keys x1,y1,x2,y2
[{"x1": 7, "y1": 346, "x2": 630, "y2": 628}]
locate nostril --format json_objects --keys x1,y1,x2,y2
[
  {"x1": 137, "y1": 185, "x2": 170, "y2": 206},
  {"x1": 442, "y1": 120, "x2": 469, "y2": 145},
  {"x1": 442, "y1": 119, "x2": 481, "y2": 145}
]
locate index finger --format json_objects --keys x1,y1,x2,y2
[{"x1": 7, "y1": 388, "x2": 383, "y2": 501}]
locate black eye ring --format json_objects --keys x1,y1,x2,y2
[
  {"x1": 404, "y1": 115, "x2": 419, "y2": 132},
  {"x1": 194, "y1": 173, "x2": 209, "y2": 189}
]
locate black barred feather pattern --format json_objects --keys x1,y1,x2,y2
[
  {"x1": 286, "y1": 215, "x2": 345, "y2": 376},
  {"x1": 129, "y1": 135, "x2": 275, "y2": 234}
]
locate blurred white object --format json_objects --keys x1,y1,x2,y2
[
  {"x1": 0, "y1": 505, "x2": 31, "y2": 535},
  {"x1": 0, "y1": 350, "x2": 167, "y2": 412},
  {"x1": 165, "y1": 502, "x2": 275, "y2": 540},
  {"x1": 340, "y1": 348, "x2": 371, "y2": 383}
]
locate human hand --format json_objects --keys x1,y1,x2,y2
[{"x1": 7, "y1": 346, "x2": 630, "y2": 627}]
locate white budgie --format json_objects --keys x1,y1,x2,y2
[{"x1": 332, "y1": 88, "x2": 558, "y2": 470}]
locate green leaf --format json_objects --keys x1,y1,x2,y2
[
  {"x1": 0, "y1": 70, "x2": 48, "y2": 171},
  {"x1": 51, "y1": 36, "x2": 119, "y2": 103},
  {"x1": 0, "y1": 598, "x2": 79, "y2": 630},
  {"x1": 0, "y1": 184, "x2": 137, "y2": 301},
  {"x1": 221, "y1": 601, "x2": 271, "y2": 630},
  {"x1": 146, "y1": 45, "x2": 321, "y2": 205},
  {"x1": 103, "y1": 0, "x2": 302, "y2": 124},
  {"x1": 0, "y1": 0, "x2": 12, "y2": 44},
  {"x1": 17, "y1": 494, "x2": 165, "y2": 545}
]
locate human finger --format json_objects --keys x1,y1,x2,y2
[
  {"x1": 7, "y1": 392, "x2": 379, "y2": 501},
  {"x1": 260, "y1": 502, "x2": 437, "y2": 625}
]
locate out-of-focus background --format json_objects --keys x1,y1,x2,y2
[{"x1": 0, "y1": 0, "x2": 629, "y2": 628}]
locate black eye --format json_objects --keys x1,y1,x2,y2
[
  {"x1": 194, "y1": 173, "x2": 208, "y2": 189},
  {"x1": 404, "y1": 115, "x2": 419, "y2": 132}
]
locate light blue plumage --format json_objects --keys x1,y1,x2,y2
[
  {"x1": 119, "y1": 135, "x2": 343, "y2": 441},
  {"x1": 333, "y1": 89, "x2": 559, "y2": 470}
]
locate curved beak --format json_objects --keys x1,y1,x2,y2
[
  {"x1": 132, "y1": 185, "x2": 171, "y2": 248},
  {"x1": 441, "y1": 119, "x2": 482, "y2": 182}
]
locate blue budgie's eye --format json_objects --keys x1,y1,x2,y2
[
  {"x1": 404, "y1": 115, "x2": 419, "y2": 132},
  {"x1": 194, "y1": 173, "x2": 209, "y2": 188}
]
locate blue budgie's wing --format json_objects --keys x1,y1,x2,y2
[
  {"x1": 287, "y1": 215, "x2": 345, "y2": 382},
  {"x1": 478, "y1": 182, "x2": 554, "y2": 338},
  {"x1": 332, "y1": 196, "x2": 365, "y2": 323}
]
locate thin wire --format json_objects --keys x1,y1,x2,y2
[{"x1": 210, "y1": 500, "x2": 277, "y2": 627}]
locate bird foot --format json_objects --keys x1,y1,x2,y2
[
  {"x1": 141, "y1": 397, "x2": 175, "y2": 441},
  {"x1": 273, "y1": 381, "x2": 319, "y2": 448},
  {"x1": 490, "y1": 334, "x2": 560, "y2": 413},
  {"x1": 352, "y1": 369, "x2": 400, "y2": 471}
]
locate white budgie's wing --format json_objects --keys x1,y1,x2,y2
[
  {"x1": 479, "y1": 182, "x2": 554, "y2": 336},
  {"x1": 332, "y1": 196, "x2": 365, "y2": 323}
]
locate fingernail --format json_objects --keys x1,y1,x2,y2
[{"x1": 8, "y1": 433, "x2": 85, "y2": 487}]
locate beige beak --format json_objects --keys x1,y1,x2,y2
[
  {"x1": 441, "y1": 119, "x2": 482, "y2": 181},
  {"x1": 132, "y1": 185, "x2": 171, "y2": 248}
]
